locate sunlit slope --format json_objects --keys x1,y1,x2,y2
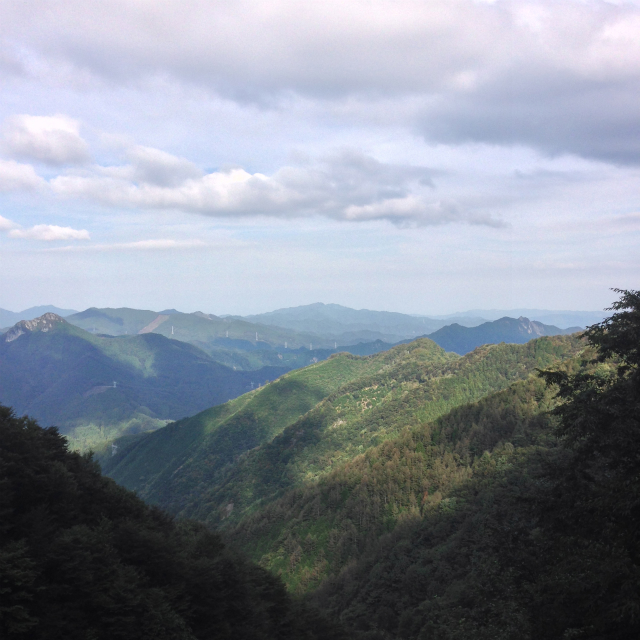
[
  {"x1": 233, "y1": 374, "x2": 560, "y2": 594},
  {"x1": 174, "y1": 335, "x2": 583, "y2": 529},
  {"x1": 224, "y1": 338, "x2": 585, "y2": 594},
  {"x1": 102, "y1": 348, "x2": 401, "y2": 503}
]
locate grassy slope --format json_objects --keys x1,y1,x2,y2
[{"x1": 102, "y1": 349, "x2": 392, "y2": 505}]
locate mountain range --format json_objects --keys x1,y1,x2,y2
[
  {"x1": 0, "y1": 314, "x2": 287, "y2": 451},
  {"x1": 101, "y1": 334, "x2": 584, "y2": 585},
  {"x1": 1, "y1": 292, "x2": 634, "y2": 640}
]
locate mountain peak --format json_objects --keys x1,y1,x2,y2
[{"x1": 4, "y1": 313, "x2": 66, "y2": 343}]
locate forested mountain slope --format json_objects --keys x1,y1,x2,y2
[
  {"x1": 104, "y1": 336, "x2": 583, "y2": 541},
  {"x1": 0, "y1": 314, "x2": 286, "y2": 451},
  {"x1": 101, "y1": 345, "x2": 436, "y2": 505},
  {"x1": 302, "y1": 291, "x2": 640, "y2": 639},
  {"x1": 67, "y1": 306, "x2": 325, "y2": 348},
  {"x1": 234, "y1": 374, "x2": 562, "y2": 594},
  {"x1": 0, "y1": 405, "x2": 344, "y2": 640}
]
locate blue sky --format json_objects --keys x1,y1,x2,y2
[{"x1": 0, "y1": 0, "x2": 638, "y2": 315}]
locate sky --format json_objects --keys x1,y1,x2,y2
[{"x1": 0, "y1": 0, "x2": 638, "y2": 316}]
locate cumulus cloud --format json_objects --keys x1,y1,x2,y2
[
  {"x1": 126, "y1": 146, "x2": 203, "y2": 187},
  {"x1": 49, "y1": 146, "x2": 497, "y2": 226},
  {"x1": 2, "y1": 0, "x2": 640, "y2": 162},
  {"x1": 2, "y1": 114, "x2": 90, "y2": 165},
  {"x1": 0, "y1": 158, "x2": 47, "y2": 191}
]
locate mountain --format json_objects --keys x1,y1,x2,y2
[
  {"x1": 0, "y1": 314, "x2": 287, "y2": 451},
  {"x1": 101, "y1": 335, "x2": 583, "y2": 558},
  {"x1": 67, "y1": 307, "x2": 320, "y2": 346},
  {"x1": 100, "y1": 347, "x2": 411, "y2": 501},
  {"x1": 0, "y1": 304, "x2": 77, "y2": 328},
  {"x1": 426, "y1": 315, "x2": 578, "y2": 355},
  {"x1": 305, "y1": 294, "x2": 640, "y2": 639},
  {"x1": 0, "y1": 404, "x2": 344, "y2": 640},
  {"x1": 242, "y1": 302, "x2": 460, "y2": 343},
  {"x1": 436, "y1": 308, "x2": 605, "y2": 329},
  {"x1": 65, "y1": 306, "x2": 338, "y2": 371}
]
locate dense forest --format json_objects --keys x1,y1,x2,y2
[
  {"x1": 302, "y1": 289, "x2": 640, "y2": 638},
  {"x1": 0, "y1": 404, "x2": 345, "y2": 639}
]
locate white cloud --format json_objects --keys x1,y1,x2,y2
[
  {"x1": 0, "y1": 215, "x2": 18, "y2": 231},
  {"x1": 48, "y1": 147, "x2": 499, "y2": 226},
  {"x1": 2, "y1": 114, "x2": 90, "y2": 165},
  {"x1": 6, "y1": 223, "x2": 90, "y2": 241},
  {"x1": 0, "y1": 158, "x2": 47, "y2": 191}
]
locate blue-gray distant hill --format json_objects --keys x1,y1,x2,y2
[
  {"x1": 426, "y1": 316, "x2": 581, "y2": 355},
  {"x1": 433, "y1": 308, "x2": 604, "y2": 329},
  {"x1": 0, "y1": 313, "x2": 287, "y2": 451},
  {"x1": 243, "y1": 302, "x2": 483, "y2": 344},
  {"x1": 0, "y1": 305, "x2": 77, "y2": 328}
]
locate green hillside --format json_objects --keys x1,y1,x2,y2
[
  {"x1": 303, "y1": 292, "x2": 640, "y2": 639},
  {"x1": 0, "y1": 314, "x2": 287, "y2": 452},
  {"x1": 0, "y1": 404, "x2": 345, "y2": 640},
  {"x1": 104, "y1": 336, "x2": 583, "y2": 541},
  {"x1": 179, "y1": 336, "x2": 581, "y2": 527},
  {"x1": 232, "y1": 374, "x2": 563, "y2": 594},
  {"x1": 67, "y1": 307, "x2": 328, "y2": 349},
  {"x1": 101, "y1": 349, "x2": 399, "y2": 503}
]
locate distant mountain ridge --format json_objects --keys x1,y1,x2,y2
[
  {"x1": 430, "y1": 308, "x2": 604, "y2": 328},
  {"x1": 0, "y1": 305, "x2": 77, "y2": 328},
  {"x1": 242, "y1": 302, "x2": 478, "y2": 343},
  {"x1": 426, "y1": 316, "x2": 580, "y2": 355}
]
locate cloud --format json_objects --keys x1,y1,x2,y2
[
  {"x1": 126, "y1": 146, "x2": 203, "y2": 187},
  {"x1": 2, "y1": 0, "x2": 640, "y2": 162},
  {"x1": 0, "y1": 215, "x2": 90, "y2": 241},
  {"x1": 0, "y1": 158, "x2": 47, "y2": 191},
  {"x1": 7, "y1": 224, "x2": 90, "y2": 241},
  {"x1": 45, "y1": 238, "x2": 215, "y2": 252},
  {"x1": 0, "y1": 215, "x2": 18, "y2": 231},
  {"x1": 49, "y1": 146, "x2": 499, "y2": 226},
  {"x1": 2, "y1": 114, "x2": 90, "y2": 165}
]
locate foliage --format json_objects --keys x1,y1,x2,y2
[
  {"x1": 102, "y1": 350, "x2": 394, "y2": 500},
  {"x1": 296, "y1": 289, "x2": 640, "y2": 639},
  {"x1": 0, "y1": 405, "x2": 345, "y2": 639},
  {"x1": 174, "y1": 335, "x2": 581, "y2": 530}
]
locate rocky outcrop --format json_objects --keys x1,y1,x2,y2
[{"x1": 4, "y1": 313, "x2": 66, "y2": 343}]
